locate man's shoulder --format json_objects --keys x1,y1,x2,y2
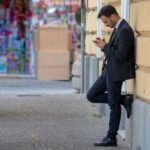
[
  {"x1": 119, "y1": 21, "x2": 134, "y2": 35},
  {"x1": 121, "y1": 20, "x2": 133, "y2": 31}
]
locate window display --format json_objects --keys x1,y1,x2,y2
[{"x1": 0, "y1": 0, "x2": 33, "y2": 76}]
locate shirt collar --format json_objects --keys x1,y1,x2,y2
[{"x1": 115, "y1": 18, "x2": 123, "y2": 29}]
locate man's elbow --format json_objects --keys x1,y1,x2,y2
[{"x1": 115, "y1": 53, "x2": 129, "y2": 61}]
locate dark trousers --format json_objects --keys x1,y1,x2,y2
[{"x1": 87, "y1": 69, "x2": 124, "y2": 138}]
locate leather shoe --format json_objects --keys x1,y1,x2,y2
[
  {"x1": 123, "y1": 94, "x2": 133, "y2": 118},
  {"x1": 94, "y1": 136, "x2": 117, "y2": 146}
]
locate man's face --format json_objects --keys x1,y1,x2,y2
[{"x1": 100, "y1": 15, "x2": 116, "y2": 28}]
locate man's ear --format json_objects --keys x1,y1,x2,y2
[{"x1": 110, "y1": 14, "x2": 116, "y2": 20}]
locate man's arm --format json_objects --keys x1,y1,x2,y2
[{"x1": 103, "y1": 28, "x2": 134, "y2": 61}]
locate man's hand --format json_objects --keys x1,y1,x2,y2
[
  {"x1": 93, "y1": 37, "x2": 106, "y2": 49},
  {"x1": 96, "y1": 38, "x2": 106, "y2": 49}
]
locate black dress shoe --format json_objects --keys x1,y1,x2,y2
[
  {"x1": 124, "y1": 94, "x2": 133, "y2": 118},
  {"x1": 94, "y1": 136, "x2": 117, "y2": 146}
]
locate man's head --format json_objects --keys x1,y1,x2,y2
[{"x1": 98, "y1": 5, "x2": 120, "y2": 28}]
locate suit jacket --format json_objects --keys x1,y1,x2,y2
[{"x1": 103, "y1": 19, "x2": 135, "y2": 82}]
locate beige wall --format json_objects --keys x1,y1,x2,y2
[
  {"x1": 128, "y1": 0, "x2": 150, "y2": 102},
  {"x1": 85, "y1": 0, "x2": 121, "y2": 72},
  {"x1": 85, "y1": 0, "x2": 150, "y2": 102},
  {"x1": 85, "y1": 0, "x2": 97, "y2": 55}
]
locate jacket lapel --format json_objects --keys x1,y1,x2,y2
[{"x1": 109, "y1": 19, "x2": 126, "y2": 46}]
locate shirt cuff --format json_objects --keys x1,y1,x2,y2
[{"x1": 103, "y1": 44, "x2": 109, "y2": 54}]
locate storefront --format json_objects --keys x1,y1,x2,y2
[
  {"x1": 0, "y1": 0, "x2": 81, "y2": 78},
  {"x1": 32, "y1": 0, "x2": 80, "y2": 45},
  {"x1": 32, "y1": 0, "x2": 81, "y2": 81},
  {"x1": 0, "y1": 0, "x2": 34, "y2": 77}
]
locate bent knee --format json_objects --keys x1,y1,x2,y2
[{"x1": 86, "y1": 92, "x2": 95, "y2": 103}]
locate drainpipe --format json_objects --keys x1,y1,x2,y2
[
  {"x1": 97, "y1": 0, "x2": 106, "y2": 117},
  {"x1": 96, "y1": 0, "x2": 102, "y2": 58},
  {"x1": 80, "y1": 0, "x2": 85, "y2": 93},
  {"x1": 119, "y1": 0, "x2": 130, "y2": 140},
  {"x1": 121, "y1": 0, "x2": 130, "y2": 22},
  {"x1": 121, "y1": 0, "x2": 130, "y2": 93}
]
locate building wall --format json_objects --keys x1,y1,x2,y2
[
  {"x1": 85, "y1": 0, "x2": 121, "y2": 74},
  {"x1": 85, "y1": 0, "x2": 150, "y2": 101},
  {"x1": 85, "y1": 0, "x2": 97, "y2": 56},
  {"x1": 128, "y1": 0, "x2": 150, "y2": 102},
  {"x1": 126, "y1": 0, "x2": 150, "y2": 150},
  {"x1": 84, "y1": 0, "x2": 100, "y2": 93}
]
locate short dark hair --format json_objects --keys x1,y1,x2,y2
[{"x1": 97, "y1": 5, "x2": 118, "y2": 18}]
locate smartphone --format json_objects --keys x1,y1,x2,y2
[
  {"x1": 97, "y1": 37, "x2": 105, "y2": 41},
  {"x1": 96, "y1": 37, "x2": 101, "y2": 40},
  {"x1": 93, "y1": 40, "x2": 100, "y2": 44},
  {"x1": 93, "y1": 40, "x2": 98, "y2": 43}
]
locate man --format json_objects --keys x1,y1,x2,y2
[{"x1": 87, "y1": 5, "x2": 135, "y2": 146}]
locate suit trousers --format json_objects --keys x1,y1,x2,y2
[{"x1": 87, "y1": 69, "x2": 124, "y2": 138}]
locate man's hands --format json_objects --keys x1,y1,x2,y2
[{"x1": 93, "y1": 37, "x2": 106, "y2": 49}]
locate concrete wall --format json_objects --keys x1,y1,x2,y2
[
  {"x1": 126, "y1": 1, "x2": 150, "y2": 150},
  {"x1": 126, "y1": 99, "x2": 150, "y2": 150}
]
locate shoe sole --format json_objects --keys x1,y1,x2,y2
[{"x1": 94, "y1": 143, "x2": 117, "y2": 146}]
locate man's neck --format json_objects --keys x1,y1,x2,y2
[
  {"x1": 115, "y1": 17, "x2": 123, "y2": 29},
  {"x1": 114, "y1": 16, "x2": 121, "y2": 26}
]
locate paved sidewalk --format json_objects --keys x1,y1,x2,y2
[
  {"x1": 0, "y1": 95, "x2": 131, "y2": 150},
  {"x1": 0, "y1": 79, "x2": 76, "y2": 95}
]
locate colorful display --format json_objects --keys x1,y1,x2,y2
[
  {"x1": 0, "y1": 0, "x2": 33, "y2": 75},
  {"x1": 33, "y1": 0, "x2": 80, "y2": 49}
]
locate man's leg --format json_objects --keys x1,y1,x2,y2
[
  {"x1": 87, "y1": 69, "x2": 133, "y2": 119},
  {"x1": 120, "y1": 94, "x2": 133, "y2": 118},
  {"x1": 87, "y1": 70, "x2": 108, "y2": 103},
  {"x1": 106, "y1": 76, "x2": 123, "y2": 139},
  {"x1": 93, "y1": 72, "x2": 122, "y2": 146}
]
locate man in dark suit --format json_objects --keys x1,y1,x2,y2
[{"x1": 87, "y1": 5, "x2": 135, "y2": 146}]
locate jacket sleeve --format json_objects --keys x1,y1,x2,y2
[{"x1": 103, "y1": 28, "x2": 133, "y2": 61}]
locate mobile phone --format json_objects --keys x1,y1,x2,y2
[
  {"x1": 96, "y1": 37, "x2": 101, "y2": 40},
  {"x1": 93, "y1": 40, "x2": 98, "y2": 43}
]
